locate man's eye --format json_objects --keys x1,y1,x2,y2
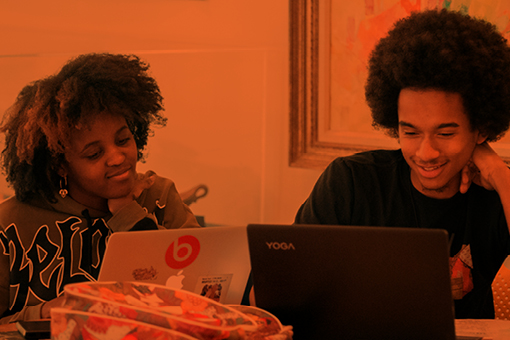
[{"x1": 439, "y1": 133, "x2": 454, "y2": 137}]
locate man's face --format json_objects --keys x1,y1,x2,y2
[{"x1": 398, "y1": 88, "x2": 485, "y2": 199}]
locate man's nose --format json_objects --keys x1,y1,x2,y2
[{"x1": 416, "y1": 137, "x2": 440, "y2": 161}]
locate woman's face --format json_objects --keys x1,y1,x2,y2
[{"x1": 61, "y1": 112, "x2": 138, "y2": 211}]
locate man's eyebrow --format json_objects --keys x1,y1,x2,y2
[
  {"x1": 398, "y1": 121, "x2": 460, "y2": 129},
  {"x1": 437, "y1": 122, "x2": 460, "y2": 129},
  {"x1": 399, "y1": 121, "x2": 414, "y2": 128}
]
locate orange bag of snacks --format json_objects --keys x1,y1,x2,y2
[{"x1": 50, "y1": 281, "x2": 293, "y2": 340}]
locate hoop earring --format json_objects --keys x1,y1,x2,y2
[{"x1": 59, "y1": 176, "x2": 68, "y2": 199}]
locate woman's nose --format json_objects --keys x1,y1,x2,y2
[{"x1": 106, "y1": 147, "x2": 126, "y2": 167}]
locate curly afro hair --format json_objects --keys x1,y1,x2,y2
[
  {"x1": 0, "y1": 53, "x2": 167, "y2": 203},
  {"x1": 365, "y1": 8, "x2": 510, "y2": 141}
]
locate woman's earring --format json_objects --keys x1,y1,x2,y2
[{"x1": 59, "y1": 176, "x2": 68, "y2": 199}]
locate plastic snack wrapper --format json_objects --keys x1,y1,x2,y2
[{"x1": 50, "y1": 281, "x2": 293, "y2": 340}]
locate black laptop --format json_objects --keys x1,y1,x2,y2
[{"x1": 247, "y1": 224, "x2": 456, "y2": 340}]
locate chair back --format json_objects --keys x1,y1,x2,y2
[{"x1": 492, "y1": 255, "x2": 510, "y2": 320}]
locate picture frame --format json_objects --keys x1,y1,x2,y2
[{"x1": 289, "y1": 0, "x2": 510, "y2": 170}]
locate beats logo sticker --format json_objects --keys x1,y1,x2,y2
[{"x1": 165, "y1": 235, "x2": 200, "y2": 269}]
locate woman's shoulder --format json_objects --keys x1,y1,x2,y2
[
  {"x1": 146, "y1": 171, "x2": 177, "y2": 195},
  {"x1": 138, "y1": 171, "x2": 180, "y2": 208},
  {"x1": 0, "y1": 195, "x2": 43, "y2": 213},
  {"x1": 0, "y1": 195, "x2": 55, "y2": 232},
  {"x1": 137, "y1": 170, "x2": 201, "y2": 229}
]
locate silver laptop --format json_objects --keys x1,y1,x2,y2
[
  {"x1": 247, "y1": 224, "x2": 457, "y2": 340},
  {"x1": 98, "y1": 226, "x2": 251, "y2": 305}
]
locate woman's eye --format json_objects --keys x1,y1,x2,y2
[
  {"x1": 84, "y1": 148, "x2": 102, "y2": 160},
  {"x1": 118, "y1": 137, "x2": 132, "y2": 145},
  {"x1": 86, "y1": 152, "x2": 101, "y2": 160}
]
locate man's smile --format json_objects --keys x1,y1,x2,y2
[{"x1": 414, "y1": 161, "x2": 447, "y2": 179}]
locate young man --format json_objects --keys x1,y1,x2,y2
[{"x1": 295, "y1": 9, "x2": 510, "y2": 319}]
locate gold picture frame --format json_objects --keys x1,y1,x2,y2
[{"x1": 289, "y1": 0, "x2": 399, "y2": 170}]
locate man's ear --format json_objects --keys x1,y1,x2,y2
[{"x1": 476, "y1": 132, "x2": 488, "y2": 145}]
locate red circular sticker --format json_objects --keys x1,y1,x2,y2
[{"x1": 165, "y1": 235, "x2": 200, "y2": 269}]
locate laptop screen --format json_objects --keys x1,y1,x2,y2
[
  {"x1": 247, "y1": 224, "x2": 456, "y2": 340},
  {"x1": 98, "y1": 226, "x2": 252, "y2": 305}
]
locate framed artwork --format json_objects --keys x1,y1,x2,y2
[{"x1": 289, "y1": 0, "x2": 510, "y2": 170}]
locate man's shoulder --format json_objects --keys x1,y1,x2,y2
[
  {"x1": 320, "y1": 149, "x2": 407, "y2": 191},
  {"x1": 469, "y1": 183, "x2": 504, "y2": 202},
  {"x1": 331, "y1": 149, "x2": 403, "y2": 170}
]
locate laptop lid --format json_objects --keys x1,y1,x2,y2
[
  {"x1": 247, "y1": 224, "x2": 456, "y2": 340},
  {"x1": 98, "y1": 226, "x2": 251, "y2": 305}
]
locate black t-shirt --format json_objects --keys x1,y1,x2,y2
[{"x1": 295, "y1": 149, "x2": 510, "y2": 318}]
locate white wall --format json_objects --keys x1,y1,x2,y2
[{"x1": 0, "y1": 0, "x2": 322, "y2": 226}]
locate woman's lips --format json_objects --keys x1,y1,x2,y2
[{"x1": 107, "y1": 167, "x2": 131, "y2": 180}]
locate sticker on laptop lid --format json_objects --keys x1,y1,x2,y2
[{"x1": 194, "y1": 274, "x2": 233, "y2": 304}]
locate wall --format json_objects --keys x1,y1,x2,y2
[{"x1": 0, "y1": 0, "x2": 322, "y2": 226}]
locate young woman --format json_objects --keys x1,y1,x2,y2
[{"x1": 0, "y1": 53, "x2": 200, "y2": 323}]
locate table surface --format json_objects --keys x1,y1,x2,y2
[
  {"x1": 0, "y1": 319, "x2": 509, "y2": 339},
  {"x1": 0, "y1": 323, "x2": 22, "y2": 340},
  {"x1": 0, "y1": 323, "x2": 16, "y2": 332},
  {"x1": 455, "y1": 319, "x2": 510, "y2": 340}
]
